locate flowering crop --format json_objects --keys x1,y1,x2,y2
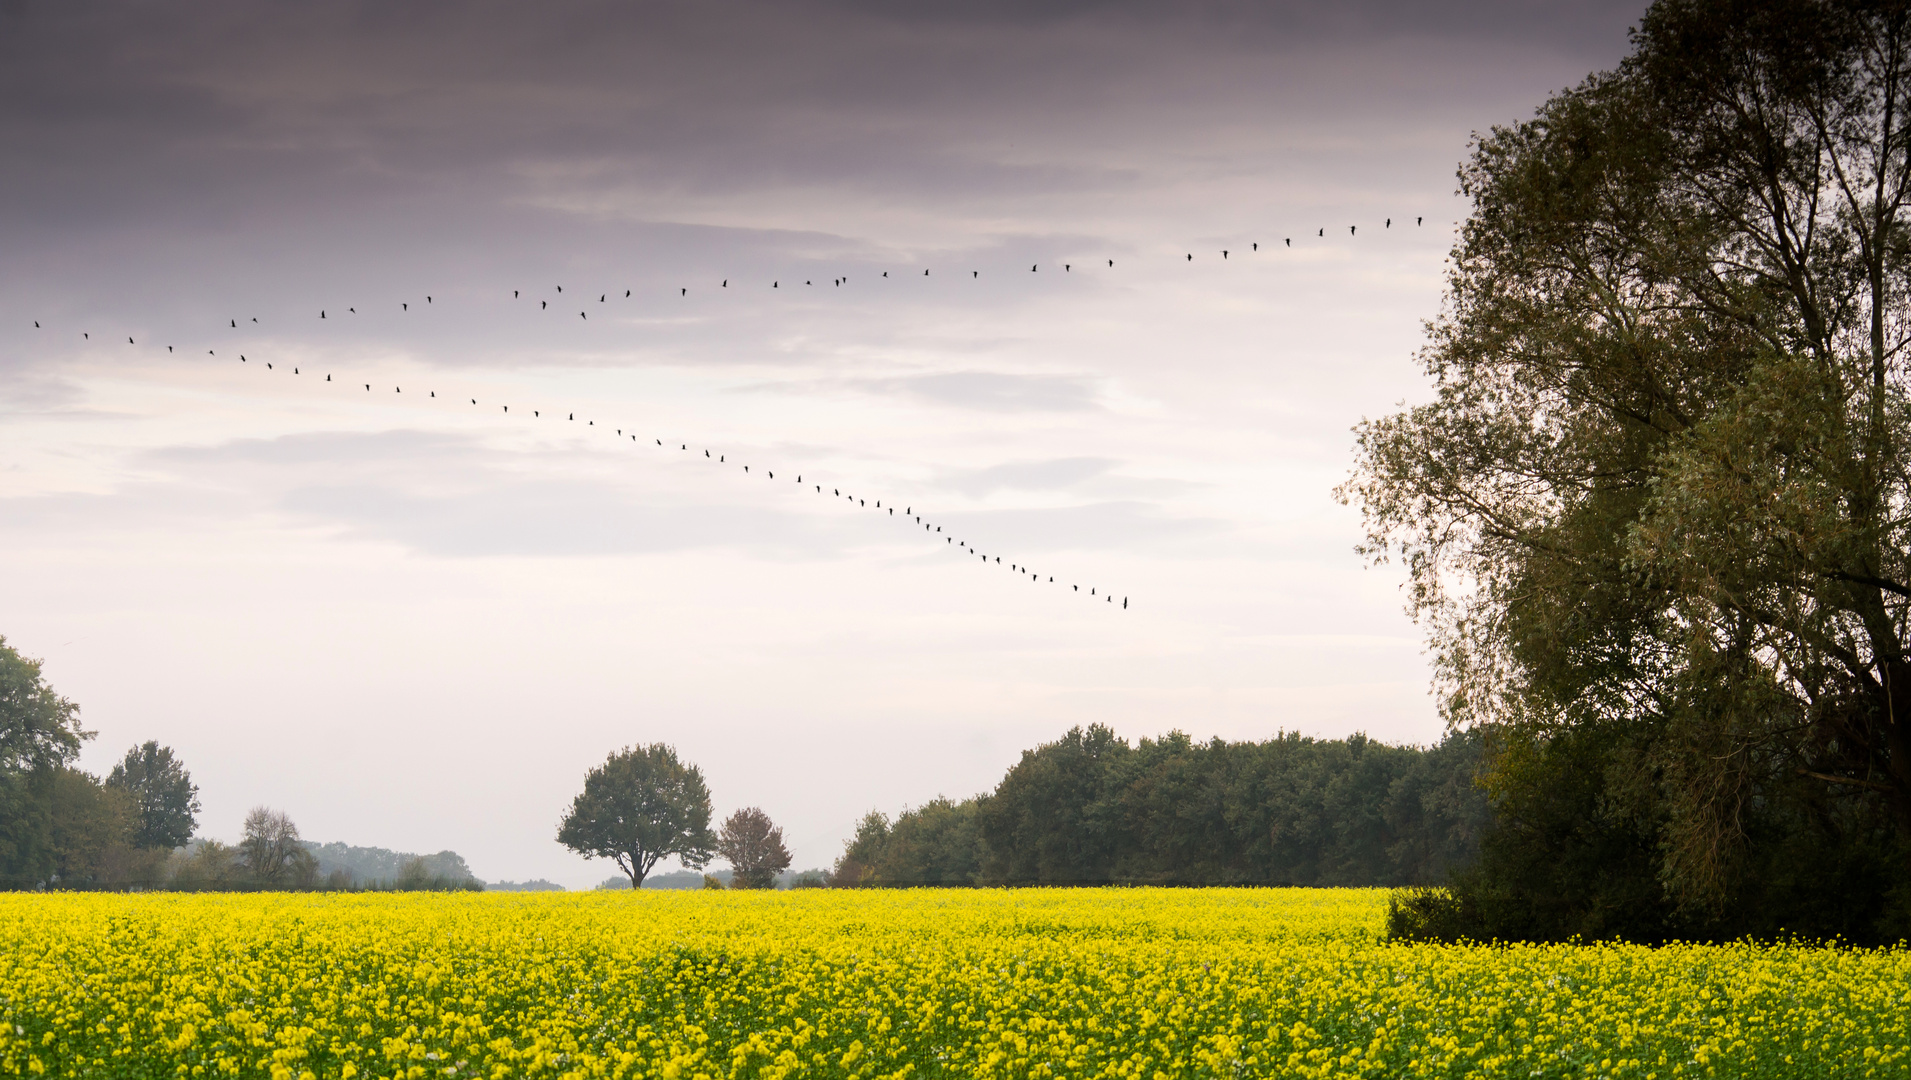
[{"x1": 0, "y1": 888, "x2": 1903, "y2": 1079}]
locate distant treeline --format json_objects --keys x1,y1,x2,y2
[{"x1": 832, "y1": 726, "x2": 1487, "y2": 887}]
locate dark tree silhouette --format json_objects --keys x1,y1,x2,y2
[{"x1": 106, "y1": 741, "x2": 200, "y2": 850}]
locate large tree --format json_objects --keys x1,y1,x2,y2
[
  {"x1": 0, "y1": 636, "x2": 92, "y2": 886},
  {"x1": 556, "y1": 744, "x2": 715, "y2": 887},
  {"x1": 106, "y1": 741, "x2": 200, "y2": 850},
  {"x1": 1346, "y1": 0, "x2": 1911, "y2": 938}
]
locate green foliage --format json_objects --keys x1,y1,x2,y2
[
  {"x1": 1346, "y1": 0, "x2": 1911, "y2": 942},
  {"x1": 835, "y1": 727, "x2": 1489, "y2": 887},
  {"x1": 0, "y1": 636, "x2": 93, "y2": 886},
  {"x1": 304, "y1": 842, "x2": 476, "y2": 888},
  {"x1": 105, "y1": 741, "x2": 200, "y2": 851},
  {"x1": 557, "y1": 744, "x2": 715, "y2": 887},
  {"x1": 0, "y1": 635, "x2": 88, "y2": 777},
  {"x1": 488, "y1": 879, "x2": 566, "y2": 892}
]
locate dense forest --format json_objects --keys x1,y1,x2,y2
[{"x1": 832, "y1": 726, "x2": 1488, "y2": 888}]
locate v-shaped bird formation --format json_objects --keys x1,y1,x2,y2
[{"x1": 28, "y1": 216, "x2": 1438, "y2": 611}]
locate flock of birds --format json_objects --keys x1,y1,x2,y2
[{"x1": 31, "y1": 217, "x2": 1435, "y2": 610}]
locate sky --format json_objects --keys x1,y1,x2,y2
[{"x1": 0, "y1": 0, "x2": 1642, "y2": 886}]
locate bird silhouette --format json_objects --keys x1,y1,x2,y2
[
  {"x1": 1386, "y1": 218, "x2": 1392, "y2": 228},
  {"x1": 349, "y1": 307, "x2": 356, "y2": 313},
  {"x1": 1222, "y1": 250, "x2": 1228, "y2": 259},
  {"x1": 1285, "y1": 238, "x2": 1291, "y2": 247},
  {"x1": 542, "y1": 301, "x2": 547, "y2": 309},
  {"x1": 1252, "y1": 243, "x2": 1258, "y2": 251},
  {"x1": 1350, "y1": 226, "x2": 1356, "y2": 236},
  {"x1": 557, "y1": 286, "x2": 563, "y2": 293},
  {"x1": 600, "y1": 294, "x2": 605, "y2": 301},
  {"x1": 514, "y1": 290, "x2": 519, "y2": 298},
  {"x1": 625, "y1": 290, "x2": 631, "y2": 297},
  {"x1": 128, "y1": 337, "x2": 133, "y2": 344},
  {"x1": 1031, "y1": 265, "x2": 1037, "y2": 272},
  {"x1": 167, "y1": 346, "x2": 173, "y2": 353},
  {"x1": 230, "y1": 320, "x2": 236, "y2": 327},
  {"x1": 402, "y1": 303, "x2": 408, "y2": 311},
  {"x1": 1108, "y1": 260, "x2": 1113, "y2": 267},
  {"x1": 682, "y1": 288, "x2": 687, "y2": 295},
  {"x1": 1417, "y1": 217, "x2": 1423, "y2": 225}
]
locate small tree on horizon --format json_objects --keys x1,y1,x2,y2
[
  {"x1": 717, "y1": 806, "x2": 792, "y2": 889},
  {"x1": 239, "y1": 806, "x2": 316, "y2": 889},
  {"x1": 556, "y1": 744, "x2": 715, "y2": 888}
]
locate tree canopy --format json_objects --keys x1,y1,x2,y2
[
  {"x1": 106, "y1": 741, "x2": 200, "y2": 851},
  {"x1": 1345, "y1": 0, "x2": 1911, "y2": 940},
  {"x1": 716, "y1": 806, "x2": 792, "y2": 889},
  {"x1": 556, "y1": 744, "x2": 715, "y2": 887},
  {"x1": 834, "y1": 727, "x2": 1487, "y2": 888}
]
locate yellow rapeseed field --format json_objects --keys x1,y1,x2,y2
[{"x1": 0, "y1": 888, "x2": 1903, "y2": 1079}]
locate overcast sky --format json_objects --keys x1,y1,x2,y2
[{"x1": 0, "y1": 0, "x2": 1642, "y2": 885}]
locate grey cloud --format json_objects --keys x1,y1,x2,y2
[
  {"x1": 851, "y1": 372, "x2": 1100, "y2": 412},
  {"x1": 0, "y1": 0, "x2": 1643, "y2": 236},
  {"x1": 933, "y1": 457, "x2": 1201, "y2": 499},
  {"x1": 934, "y1": 500, "x2": 1225, "y2": 555},
  {"x1": 282, "y1": 482, "x2": 836, "y2": 559},
  {"x1": 942, "y1": 457, "x2": 1117, "y2": 495}
]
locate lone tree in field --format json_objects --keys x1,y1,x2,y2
[
  {"x1": 717, "y1": 806, "x2": 792, "y2": 889},
  {"x1": 1345, "y1": 0, "x2": 1911, "y2": 940},
  {"x1": 239, "y1": 806, "x2": 316, "y2": 888},
  {"x1": 557, "y1": 744, "x2": 715, "y2": 888},
  {"x1": 106, "y1": 741, "x2": 200, "y2": 850}
]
